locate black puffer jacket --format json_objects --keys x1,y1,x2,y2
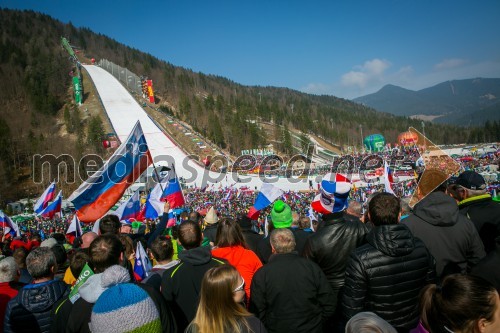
[
  {"x1": 302, "y1": 212, "x2": 369, "y2": 293},
  {"x1": 341, "y1": 224, "x2": 436, "y2": 331},
  {"x1": 4, "y1": 279, "x2": 68, "y2": 333}
]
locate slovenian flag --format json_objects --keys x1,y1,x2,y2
[
  {"x1": 39, "y1": 190, "x2": 63, "y2": 219},
  {"x1": 112, "y1": 190, "x2": 142, "y2": 222},
  {"x1": 68, "y1": 121, "x2": 152, "y2": 223},
  {"x1": 134, "y1": 241, "x2": 152, "y2": 281},
  {"x1": 33, "y1": 182, "x2": 56, "y2": 214},
  {"x1": 160, "y1": 167, "x2": 185, "y2": 209},
  {"x1": 247, "y1": 183, "x2": 284, "y2": 220},
  {"x1": 144, "y1": 168, "x2": 184, "y2": 219},
  {"x1": 0, "y1": 210, "x2": 20, "y2": 237},
  {"x1": 384, "y1": 160, "x2": 395, "y2": 195}
]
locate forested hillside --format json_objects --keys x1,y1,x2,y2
[{"x1": 0, "y1": 8, "x2": 498, "y2": 202}]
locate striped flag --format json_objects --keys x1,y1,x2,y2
[
  {"x1": 0, "y1": 211, "x2": 20, "y2": 237},
  {"x1": 39, "y1": 191, "x2": 63, "y2": 219},
  {"x1": 33, "y1": 182, "x2": 56, "y2": 214},
  {"x1": 68, "y1": 122, "x2": 152, "y2": 223}
]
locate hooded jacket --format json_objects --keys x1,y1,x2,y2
[
  {"x1": 212, "y1": 245, "x2": 263, "y2": 299},
  {"x1": 402, "y1": 191, "x2": 485, "y2": 277},
  {"x1": 161, "y1": 246, "x2": 226, "y2": 332},
  {"x1": 4, "y1": 279, "x2": 68, "y2": 333},
  {"x1": 459, "y1": 194, "x2": 500, "y2": 253},
  {"x1": 341, "y1": 224, "x2": 436, "y2": 331},
  {"x1": 62, "y1": 265, "x2": 176, "y2": 333}
]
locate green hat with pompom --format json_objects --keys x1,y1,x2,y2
[{"x1": 271, "y1": 200, "x2": 293, "y2": 229}]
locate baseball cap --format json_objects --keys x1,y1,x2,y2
[{"x1": 456, "y1": 171, "x2": 486, "y2": 190}]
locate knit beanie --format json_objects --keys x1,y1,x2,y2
[
  {"x1": 271, "y1": 200, "x2": 293, "y2": 229},
  {"x1": 204, "y1": 207, "x2": 218, "y2": 224},
  {"x1": 89, "y1": 283, "x2": 162, "y2": 333}
]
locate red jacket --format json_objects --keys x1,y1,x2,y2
[
  {"x1": 0, "y1": 282, "x2": 19, "y2": 329},
  {"x1": 212, "y1": 245, "x2": 262, "y2": 300}
]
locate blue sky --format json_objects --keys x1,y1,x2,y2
[{"x1": 2, "y1": 0, "x2": 500, "y2": 99}]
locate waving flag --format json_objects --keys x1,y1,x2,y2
[
  {"x1": 111, "y1": 190, "x2": 142, "y2": 222},
  {"x1": 0, "y1": 211, "x2": 20, "y2": 237},
  {"x1": 144, "y1": 167, "x2": 184, "y2": 219},
  {"x1": 160, "y1": 167, "x2": 185, "y2": 209},
  {"x1": 66, "y1": 214, "x2": 83, "y2": 237},
  {"x1": 384, "y1": 160, "x2": 395, "y2": 195},
  {"x1": 247, "y1": 183, "x2": 284, "y2": 220},
  {"x1": 33, "y1": 182, "x2": 56, "y2": 214},
  {"x1": 39, "y1": 191, "x2": 62, "y2": 219},
  {"x1": 134, "y1": 241, "x2": 152, "y2": 281},
  {"x1": 68, "y1": 122, "x2": 152, "y2": 223}
]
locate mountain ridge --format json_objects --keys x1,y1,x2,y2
[{"x1": 354, "y1": 78, "x2": 500, "y2": 125}]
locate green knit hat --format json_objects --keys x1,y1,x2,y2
[{"x1": 271, "y1": 200, "x2": 293, "y2": 228}]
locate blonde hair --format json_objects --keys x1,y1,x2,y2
[{"x1": 190, "y1": 265, "x2": 252, "y2": 333}]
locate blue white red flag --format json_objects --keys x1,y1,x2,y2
[
  {"x1": 112, "y1": 190, "x2": 142, "y2": 222},
  {"x1": 384, "y1": 160, "x2": 395, "y2": 195},
  {"x1": 133, "y1": 240, "x2": 152, "y2": 281},
  {"x1": 39, "y1": 190, "x2": 63, "y2": 219},
  {"x1": 33, "y1": 182, "x2": 56, "y2": 214},
  {"x1": 160, "y1": 167, "x2": 185, "y2": 209},
  {"x1": 68, "y1": 122, "x2": 152, "y2": 223},
  {"x1": 247, "y1": 183, "x2": 284, "y2": 220},
  {"x1": 0, "y1": 210, "x2": 20, "y2": 237},
  {"x1": 66, "y1": 214, "x2": 83, "y2": 237}
]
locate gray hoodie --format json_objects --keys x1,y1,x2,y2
[
  {"x1": 78, "y1": 265, "x2": 131, "y2": 303},
  {"x1": 402, "y1": 191, "x2": 485, "y2": 276}
]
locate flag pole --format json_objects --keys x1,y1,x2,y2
[{"x1": 150, "y1": 160, "x2": 167, "y2": 193}]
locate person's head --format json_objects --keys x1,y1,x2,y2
[
  {"x1": 149, "y1": 235, "x2": 174, "y2": 263},
  {"x1": 117, "y1": 235, "x2": 135, "y2": 261},
  {"x1": 298, "y1": 216, "x2": 311, "y2": 230},
  {"x1": 189, "y1": 211, "x2": 202, "y2": 224},
  {"x1": 192, "y1": 265, "x2": 250, "y2": 333},
  {"x1": 400, "y1": 197, "x2": 411, "y2": 216},
  {"x1": 420, "y1": 274, "x2": 500, "y2": 333},
  {"x1": 81, "y1": 232, "x2": 98, "y2": 249},
  {"x1": 291, "y1": 212, "x2": 300, "y2": 227},
  {"x1": 120, "y1": 221, "x2": 133, "y2": 234},
  {"x1": 70, "y1": 250, "x2": 90, "y2": 278},
  {"x1": 26, "y1": 247, "x2": 57, "y2": 280},
  {"x1": 270, "y1": 228, "x2": 296, "y2": 254},
  {"x1": 271, "y1": 200, "x2": 293, "y2": 229},
  {"x1": 89, "y1": 283, "x2": 161, "y2": 332},
  {"x1": 51, "y1": 244, "x2": 68, "y2": 269},
  {"x1": 368, "y1": 193, "x2": 401, "y2": 226},
  {"x1": 99, "y1": 215, "x2": 121, "y2": 235},
  {"x1": 12, "y1": 247, "x2": 28, "y2": 269},
  {"x1": 215, "y1": 218, "x2": 247, "y2": 248},
  {"x1": 0, "y1": 257, "x2": 18, "y2": 283},
  {"x1": 346, "y1": 200, "x2": 363, "y2": 218},
  {"x1": 455, "y1": 171, "x2": 487, "y2": 201},
  {"x1": 178, "y1": 221, "x2": 203, "y2": 250},
  {"x1": 346, "y1": 311, "x2": 397, "y2": 333},
  {"x1": 52, "y1": 233, "x2": 66, "y2": 245},
  {"x1": 88, "y1": 234, "x2": 124, "y2": 273}
]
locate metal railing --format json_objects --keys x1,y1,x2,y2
[{"x1": 97, "y1": 59, "x2": 142, "y2": 95}]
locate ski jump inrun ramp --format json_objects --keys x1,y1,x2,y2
[{"x1": 83, "y1": 65, "x2": 311, "y2": 191}]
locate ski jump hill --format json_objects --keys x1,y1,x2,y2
[{"x1": 83, "y1": 65, "x2": 312, "y2": 191}]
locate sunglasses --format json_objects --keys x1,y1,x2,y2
[{"x1": 233, "y1": 278, "x2": 245, "y2": 293}]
